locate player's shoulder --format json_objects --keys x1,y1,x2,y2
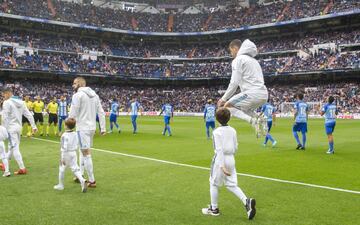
[{"x1": 228, "y1": 126, "x2": 237, "y2": 134}]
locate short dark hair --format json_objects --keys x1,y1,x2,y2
[
  {"x1": 216, "y1": 108, "x2": 231, "y2": 126},
  {"x1": 65, "y1": 118, "x2": 76, "y2": 130},
  {"x1": 229, "y1": 39, "x2": 242, "y2": 49},
  {"x1": 297, "y1": 93, "x2": 304, "y2": 100},
  {"x1": 328, "y1": 96, "x2": 335, "y2": 104}
]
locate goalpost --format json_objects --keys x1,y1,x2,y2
[{"x1": 278, "y1": 102, "x2": 323, "y2": 118}]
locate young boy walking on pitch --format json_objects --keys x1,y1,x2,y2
[
  {"x1": 54, "y1": 118, "x2": 87, "y2": 193},
  {"x1": 202, "y1": 107, "x2": 256, "y2": 220}
]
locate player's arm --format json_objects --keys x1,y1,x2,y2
[
  {"x1": 159, "y1": 107, "x2": 164, "y2": 116},
  {"x1": 139, "y1": 105, "x2": 143, "y2": 116},
  {"x1": 1, "y1": 101, "x2": 11, "y2": 128},
  {"x1": 306, "y1": 105, "x2": 309, "y2": 120},
  {"x1": 213, "y1": 132, "x2": 230, "y2": 176},
  {"x1": 320, "y1": 105, "x2": 326, "y2": 116},
  {"x1": 96, "y1": 96, "x2": 106, "y2": 135},
  {"x1": 68, "y1": 95, "x2": 80, "y2": 119},
  {"x1": 219, "y1": 59, "x2": 241, "y2": 106},
  {"x1": 46, "y1": 103, "x2": 50, "y2": 114},
  {"x1": 293, "y1": 105, "x2": 298, "y2": 120},
  {"x1": 23, "y1": 102, "x2": 37, "y2": 131},
  {"x1": 203, "y1": 107, "x2": 207, "y2": 121}
]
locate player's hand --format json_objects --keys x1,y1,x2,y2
[
  {"x1": 100, "y1": 131, "x2": 106, "y2": 136},
  {"x1": 221, "y1": 167, "x2": 231, "y2": 176},
  {"x1": 217, "y1": 99, "x2": 226, "y2": 107}
]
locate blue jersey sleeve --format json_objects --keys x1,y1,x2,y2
[
  {"x1": 322, "y1": 104, "x2": 328, "y2": 113},
  {"x1": 261, "y1": 105, "x2": 266, "y2": 112}
]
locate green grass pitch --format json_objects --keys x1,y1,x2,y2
[{"x1": 1, "y1": 116, "x2": 359, "y2": 225}]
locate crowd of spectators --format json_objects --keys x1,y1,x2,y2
[
  {"x1": 1, "y1": 0, "x2": 359, "y2": 32},
  {"x1": 0, "y1": 28, "x2": 358, "y2": 58},
  {"x1": 1, "y1": 49, "x2": 360, "y2": 78},
  {"x1": 1, "y1": 80, "x2": 359, "y2": 113}
]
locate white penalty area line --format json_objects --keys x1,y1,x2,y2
[{"x1": 31, "y1": 137, "x2": 360, "y2": 195}]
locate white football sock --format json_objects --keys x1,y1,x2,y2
[
  {"x1": 12, "y1": 146, "x2": 25, "y2": 169},
  {"x1": 58, "y1": 165, "x2": 65, "y2": 186},
  {"x1": 79, "y1": 153, "x2": 84, "y2": 176},
  {"x1": 0, "y1": 142, "x2": 9, "y2": 173},
  {"x1": 71, "y1": 164, "x2": 85, "y2": 183},
  {"x1": 226, "y1": 186, "x2": 247, "y2": 205},
  {"x1": 228, "y1": 108, "x2": 252, "y2": 123},
  {"x1": 84, "y1": 155, "x2": 95, "y2": 183},
  {"x1": 2, "y1": 158, "x2": 9, "y2": 173},
  {"x1": 210, "y1": 184, "x2": 219, "y2": 209}
]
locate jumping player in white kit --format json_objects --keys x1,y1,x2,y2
[
  {"x1": 217, "y1": 39, "x2": 268, "y2": 137},
  {"x1": 68, "y1": 77, "x2": 106, "y2": 188},
  {"x1": 1, "y1": 87, "x2": 37, "y2": 175},
  {"x1": 202, "y1": 108, "x2": 256, "y2": 219}
]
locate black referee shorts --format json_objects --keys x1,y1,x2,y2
[
  {"x1": 48, "y1": 113, "x2": 58, "y2": 125},
  {"x1": 34, "y1": 113, "x2": 44, "y2": 123},
  {"x1": 22, "y1": 116, "x2": 30, "y2": 125}
]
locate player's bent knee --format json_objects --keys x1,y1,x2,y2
[{"x1": 224, "y1": 102, "x2": 233, "y2": 108}]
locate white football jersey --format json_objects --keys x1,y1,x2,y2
[{"x1": 61, "y1": 131, "x2": 79, "y2": 152}]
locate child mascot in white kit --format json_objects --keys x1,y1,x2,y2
[
  {"x1": 54, "y1": 118, "x2": 87, "y2": 193},
  {"x1": 202, "y1": 107, "x2": 256, "y2": 220}
]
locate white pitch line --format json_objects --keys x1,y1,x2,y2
[{"x1": 31, "y1": 137, "x2": 360, "y2": 195}]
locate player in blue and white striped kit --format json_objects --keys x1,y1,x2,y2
[
  {"x1": 293, "y1": 93, "x2": 309, "y2": 150},
  {"x1": 58, "y1": 96, "x2": 68, "y2": 135},
  {"x1": 320, "y1": 96, "x2": 338, "y2": 154},
  {"x1": 204, "y1": 100, "x2": 216, "y2": 139},
  {"x1": 260, "y1": 101, "x2": 277, "y2": 147},
  {"x1": 159, "y1": 103, "x2": 173, "y2": 136},
  {"x1": 129, "y1": 98, "x2": 141, "y2": 134},
  {"x1": 108, "y1": 99, "x2": 120, "y2": 133}
]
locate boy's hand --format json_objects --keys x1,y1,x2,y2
[
  {"x1": 221, "y1": 167, "x2": 231, "y2": 176},
  {"x1": 217, "y1": 99, "x2": 226, "y2": 107}
]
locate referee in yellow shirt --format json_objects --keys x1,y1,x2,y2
[
  {"x1": 23, "y1": 96, "x2": 33, "y2": 137},
  {"x1": 46, "y1": 97, "x2": 59, "y2": 136},
  {"x1": 33, "y1": 96, "x2": 45, "y2": 136}
]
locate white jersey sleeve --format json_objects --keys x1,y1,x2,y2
[
  {"x1": 22, "y1": 102, "x2": 36, "y2": 129},
  {"x1": 213, "y1": 130, "x2": 225, "y2": 167},
  {"x1": 1, "y1": 100, "x2": 11, "y2": 129},
  {"x1": 69, "y1": 94, "x2": 80, "y2": 120},
  {"x1": 221, "y1": 59, "x2": 241, "y2": 101},
  {"x1": 95, "y1": 95, "x2": 106, "y2": 133}
]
